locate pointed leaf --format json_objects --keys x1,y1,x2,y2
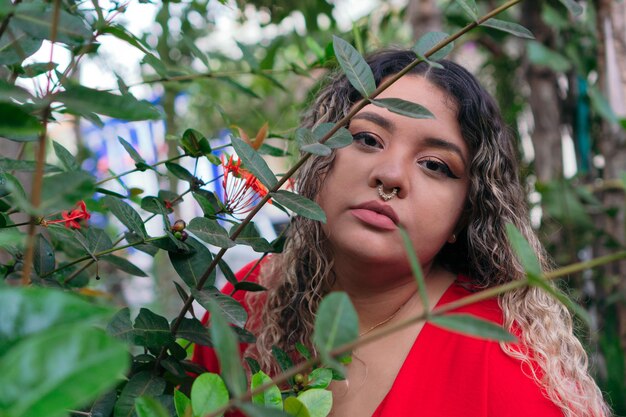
[
  {"x1": 106, "y1": 308, "x2": 134, "y2": 343},
  {"x1": 169, "y1": 236, "x2": 215, "y2": 289},
  {"x1": 206, "y1": 298, "x2": 247, "y2": 396},
  {"x1": 133, "y1": 308, "x2": 175, "y2": 350},
  {"x1": 558, "y1": 0, "x2": 583, "y2": 16},
  {"x1": 231, "y1": 137, "x2": 278, "y2": 189},
  {"x1": 0, "y1": 324, "x2": 129, "y2": 417},
  {"x1": 528, "y1": 278, "x2": 592, "y2": 327},
  {"x1": 251, "y1": 371, "x2": 282, "y2": 409},
  {"x1": 332, "y1": 36, "x2": 375, "y2": 98},
  {"x1": 0, "y1": 27, "x2": 42, "y2": 65},
  {"x1": 371, "y1": 98, "x2": 433, "y2": 119},
  {"x1": 33, "y1": 234, "x2": 54, "y2": 276},
  {"x1": 297, "y1": 389, "x2": 332, "y2": 417},
  {"x1": 307, "y1": 368, "x2": 333, "y2": 390},
  {"x1": 398, "y1": 227, "x2": 429, "y2": 310},
  {"x1": 481, "y1": 19, "x2": 534, "y2": 39},
  {"x1": 118, "y1": 136, "x2": 145, "y2": 164},
  {"x1": 300, "y1": 143, "x2": 332, "y2": 156},
  {"x1": 102, "y1": 196, "x2": 147, "y2": 239},
  {"x1": 192, "y1": 288, "x2": 248, "y2": 329},
  {"x1": 413, "y1": 31, "x2": 453, "y2": 60},
  {"x1": 188, "y1": 217, "x2": 234, "y2": 249},
  {"x1": 0, "y1": 79, "x2": 33, "y2": 103},
  {"x1": 135, "y1": 396, "x2": 170, "y2": 417},
  {"x1": 325, "y1": 128, "x2": 352, "y2": 149},
  {"x1": 191, "y1": 373, "x2": 229, "y2": 417},
  {"x1": 505, "y1": 223, "x2": 542, "y2": 278},
  {"x1": 238, "y1": 403, "x2": 293, "y2": 417},
  {"x1": 271, "y1": 190, "x2": 326, "y2": 222},
  {"x1": 0, "y1": 158, "x2": 60, "y2": 173},
  {"x1": 101, "y1": 254, "x2": 148, "y2": 277},
  {"x1": 85, "y1": 227, "x2": 113, "y2": 254},
  {"x1": 52, "y1": 141, "x2": 80, "y2": 171},
  {"x1": 100, "y1": 24, "x2": 150, "y2": 54},
  {"x1": 0, "y1": 102, "x2": 42, "y2": 141},
  {"x1": 176, "y1": 318, "x2": 212, "y2": 346},
  {"x1": 165, "y1": 162, "x2": 196, "y2": 183},
  {"x1": 234, "y1": 282, "x2": 267, "y2": 292},
  {"x1": 231, "y1": 223, "x2": 274, "y2": 253},
  {"x1": 313, "y1": 292, "x2": 358, "y2": 362},
  {"x1": 217, "y1": 76, "x2": 261, "y2": 99},
  {"x1": 114, "y1": 372, "x2": 166, "y2": 417},
  {"x1": 13, "y1": 2, "x2": 92, "y2": 45},
  {"x1": 429, "y1": 313, "x2": 517, "y2": 342},
  {"x1": 456, "y1": 0, "x2": 478, "y2": 20},
  {"x1": 174, "y1": 390, "x2": 192, "y2": 417},
  {"x1": 283, "y1": 397, "x2": 311, "y2": 417},
  {"x1": 56, "y1": 85, "x2": 162, "y2": 121}
]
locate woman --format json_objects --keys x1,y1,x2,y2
[{"x1": 194, "y1": 49, "x2": 610, "y2": 416}]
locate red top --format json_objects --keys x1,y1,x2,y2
[{"x1": 193, "y1": 261, "x2": 563, "y2": 417}]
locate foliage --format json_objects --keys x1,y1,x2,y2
[{"x1": 0, "y1": 0, "x2": 624, "y2": 416}]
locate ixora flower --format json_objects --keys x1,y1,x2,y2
[
  {"x1": 221, "y1": 155, "x2": 269, "y2": 215},
  {"x1": 42, "y1": 201, "x2": 91, "y2": 229}
]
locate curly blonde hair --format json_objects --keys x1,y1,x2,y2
[{"x1": 245, "y1": 49, "x2": 610, "y2": 417}]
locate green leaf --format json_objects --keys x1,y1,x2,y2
[
  {"x1": 40, "y1": 171, "x2": 95, "y2": 212},
  {"x1": 505, "y1": 223, "x2": 542, "y2": 278},
  {"x1": 133, "y1": 308, "x2": 175, "y2": 350},
  {"x1": 170, "y1": 236, "x2": 215, "y2": 289},
  {"x1": 429, "y1": 313, "x2": 517, "y2": 342},
  {"x1": 271, "y1": 345, "x2": 294, "y2": 383},
  {"x1": 237, "y1": 41, "x2": 259, "y2": 71},
  {"x1": 324, "y1": 127, "x2": 352, "y2": 149},
  {"x1": 0, "y1": 286, "x2": 113, "y2": 356},
  {"x1": 0, "y1": 157, "x2": 60, "y2": 173},
  {"x1": 165, "y1": 162, "x2": 196, "y2": 183},
  {"x1": 20, "y1": 62, "x2": 58, "y2": 77},
  {"x1": 0, "y1": 27, "x2": 42, "y2": 65},
  {"x1": 455, "y1": 0, "x2": 478, "y2": 20},
  {"x1": 85, "y1": 227, "x2": 113, "y2": 253},
  {"x1": 56, "y1": 85, "x2": 162, "y2": 121},
  {"x1": 295, "y1": 342, "x2": 311, "y2": 361},
  {"x1": 100, "y1": 24, "x2": 151, "y2": 54},
  {"x1": 332, "y1": 36, "x2": 375, "y2": 98},
  {"x1": 297, "y1": 127, "x2": 332, "y2": 156},
  {"x1": 135, "y1": 396, "x2": 170, "y2": 417},
  {"x1": 313, "y1": 292, "x2": 358, "y2": 369},
  {"x1": 481, "y1": 19, "x2": 534, "y2": 39},
  {"x1": 251, "y1": 371, "x2": 282, "y2": 409},
  {"x1": 52, "y1": 141, "x2": 80, "y2": 171},
  {"x1": 231, "y1": 223, "x2": 274, "y2": 253},
  {"x1": 588, "y1": 86, "x2": 619, "y2": 124},
  {"x1": 283, "y1": 397, "x2": 311, "y2": 417},
  {"x1": 106, "y1": 308, "x2": 134, "y2": 344},
  {"x1": 0, "y1": 79, "x2": 33, "y2": 103},
  {"x1": 188, "y1": 217, "x2": 234, "y2": 249},
  {"x1": 0, "y1": 324, "x2": 129, "y2": 417},
  {"x1": 114, "y1": 372, "x2": 166, "y2": 417},
  {"x1": 238, "y1": 403, "x2": 293, "y2": 417},
  {"x1": 101, "y1": 254, "x2": 148, "y2": 277},
  {"x1": 118, "y1": 136, "x2": 145, "y2": 164},
  {"x1": 216, "y1": 76, "x2": 261, "y2": 99},
  {"x1": 527, "y1": 41, "x2": 571, "y2": 72},
  {"x1": 234, "y1": 281, "x2": 267, "y2": 292},
  {"x1": 558, "y1": 0, "x2": 583, "y2": 16},
  {"x1": 174, "y1": 390, "x2": 192, "y2": 417},
  {"x1": 271, "y1": 190, "x2": 326, "y2": 222},
  {"x1": 206, "y1": 298, "x2": 248, "y2": 396},
  {"x1": 176, "y1": 318, "x2": 212, "y2": 346},
  {"x1": 307, "y1": 368, "x2": 333, "y2": 389},
  {"x1": 192, "y1": 190, "x2": 219, "y2": 217},
  {"x1": 191, "y1": 373, "x2": 229, "y2": 417},
  {"x1": 528, "y1": 278, "x2": 592, "y2": 327},
  {"x1": 0, "y1": 102, "x2": 42, "y2": 141},
  {"x1": 142, "y1": 53, "x2": 168, "y2": 78},
  {"x1": 231, "y1": 137, "x2": 278, "y2": 189},
  {"x1": 398, "y1": 227, "x2": 429, "y2": 310},
  {"x1": 181, "y1": 128, "x2": 212, "y2": 157},
  {"x1": 297, "y1": 389, "x2": 332, "y2": 417},
  {"x1": 192, "y1": 287, "x2": 248, "y2": 329},
  {"x1": 13, "y1": 2, "x2": 92, "y2": 45},
  {"x1": 102, "y1": 195, "x2": 148, "y2": 239},
  {"x1": 371, "y1": 98, "x2": 434, "y2": 119},
  {"x1": 413, "y1": 31, "x2": 453, "y2": 60},
  {"x1": 33, "y1": 234, "x2": 54, "y2": 276}
]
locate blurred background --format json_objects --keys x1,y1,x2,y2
[{"x1": 1, "y1": 0, "x2": 624, "y2": 411}]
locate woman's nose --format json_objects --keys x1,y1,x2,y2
[{"x1": 368, "y1": 156, "x2": 409, "y2": 199}]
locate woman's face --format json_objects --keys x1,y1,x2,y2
[{"x1": 317, "y1": 75, "x2": 470, "y2": 276}]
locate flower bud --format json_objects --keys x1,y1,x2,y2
[
  {"x1": 180, "y1": 231, "x2": 188, "y2": 241},
  {"x1": 171, "y1": 219, "x2": 186, "y2": 232}
]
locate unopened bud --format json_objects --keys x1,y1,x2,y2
[
  {"x1": 180, "y1": 231, "x2": 188, "y2": 241},
  {"x1": 171, "y1": 219, "x2": 186, "y2": 232}
]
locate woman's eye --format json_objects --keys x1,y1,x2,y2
[
  {"x1": 419, "y1": 159, "x2": 460, "y2": 179},
  {"x1": 353, "y1": 132, "x2": 382, "y2": 149}
]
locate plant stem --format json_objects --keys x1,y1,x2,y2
[
  {"x1": 157, "y1": 0, "x2": 524, "y2": 377},
  {"x1": 204, "y1": 249, "x2": 626, "y2": 417},
  {"x1": 0, "y1": 221, "x2": 32, "y2": 229},
  {"x1": 0, "y1": 0, "x2": 21, "y2": 41},
  {"x1": 94, "y1": 153, "x2": 187, "y2": 186}
]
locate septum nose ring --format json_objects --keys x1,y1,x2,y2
[{"x1": 377, "y1": 184, "x2": 398, "y2": 201}]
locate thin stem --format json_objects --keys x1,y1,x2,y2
[
  {"x1": 0, "y1": 0, "x2": 22, "y2": 41},
  {"x1": 94, "y1": 153, "x2": 187, "y2": 186},
  {"x1": 159, "y1": 0, "x2": 524, "y2": 377},
  {"x1": 204, "y1": 249, "x2": 626, "y2": 417},
  {"x1": 0, "y1": 221, "x2": 32, "y2": 229}
]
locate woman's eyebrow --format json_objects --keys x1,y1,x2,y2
[
  {"x1": 423, "y1": 137, "x2": 467, "y2": 166},
  {"x1": 351, "y1": 112, "x2": 394, "y2": 132}
]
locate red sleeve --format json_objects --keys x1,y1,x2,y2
[{"x1": 191, "y1": 259, "x2": 263, "y2": 374}]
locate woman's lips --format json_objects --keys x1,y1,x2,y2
[{"x1": 350, "y1": 201, "x2": 399, "y2": 231}]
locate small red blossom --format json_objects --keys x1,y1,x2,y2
[
  {"x1": 45, "y1": 200, "x2": 91, "y2": 229},
  {"x1": 221, "y1": 155, "x2": 270, "y2": 215}
]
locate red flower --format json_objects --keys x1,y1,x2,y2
[
  {"x1": 45, "y1": 201, "x2": 91, "y2": 229},
  {"x1": 221, "y1": 155, "x2": 269, "y2": 215}
]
